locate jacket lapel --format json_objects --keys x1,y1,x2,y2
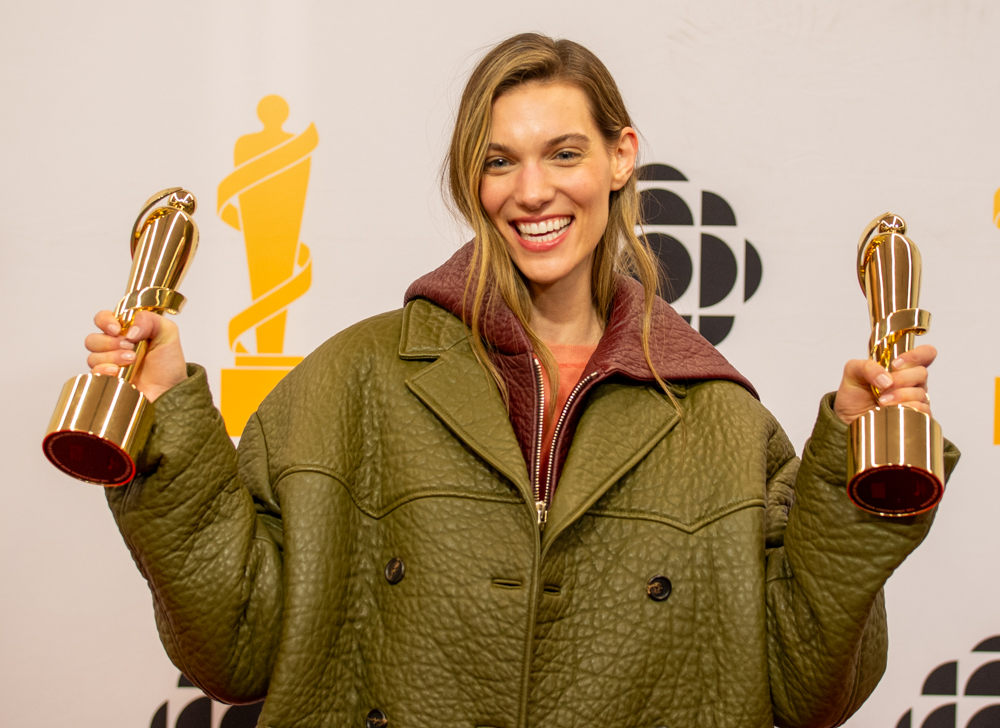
[
  {"x1": 541, "y1": 382, "x2": 680, "y2": 553},
  {"x1": 400, "y1": 299, "x2": 534, "y2": 509},
  {"x1": 406, "y1": 344, "x2": 534, "y2": 506}
]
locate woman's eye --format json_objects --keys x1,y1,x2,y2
[
  {"x1": 554, "y1": 149, "x2": 581, "y2": 162},
  {"x1": 484, "y1": 157, "x2": 509, "y2": 171}
]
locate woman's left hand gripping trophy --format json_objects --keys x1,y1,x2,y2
[{"x1": 43, "y1": 188, "x2": 198, "y2": 486}]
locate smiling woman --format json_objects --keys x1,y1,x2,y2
[
  {"x1": 448, "y1": 36, "x2": 662, "y2": 414},
  {"x1": 84, "y1": 32, "x2": 957, "y2": 728},
  {"x1": 481, "y1": 85, "x2": 631, "y2": 320}
]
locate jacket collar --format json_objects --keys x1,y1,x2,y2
[{"x1": 404, "y1": 242, "x2": 757, "y2": 398}]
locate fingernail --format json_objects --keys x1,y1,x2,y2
[
  {"x1": 121, "y1": 351, "x2": 136, "y2": 362},
  {"x1": 125, "y1": 326, "x2": 142, "y2": 342},
  {"x1": 103, "y1": 365, "x2": 119, "y2": 375},
  {"x1": 876, "y1": 374, "x2": 893, "y2": 389},
  {"x1": 105, "y1": 322, "x2": 121, "y2": 336},
  {"x1": 891, "y1": 357, "x2": 905, "y2": 369},
  {"x1": 119, "y1": 339, "x2": 134, "y2": 350},
  {"x1": 878, "y1": 393, "x2": 893, "y2": 405}
]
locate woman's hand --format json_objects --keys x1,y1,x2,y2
[
  {"x1": 834, "y1": 344, "x2": 935, "y2": 425},
  {"x1": 85, "y1": 310, "x2": 188, "y2": 402}
]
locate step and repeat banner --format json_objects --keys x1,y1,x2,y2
[{"x1": 2, "y1": 1, "x2": 999, "y2": 727}]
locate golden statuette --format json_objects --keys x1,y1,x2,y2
[
  {"x1": 847, "y1": 213, "x2": 944, "y2": 516},
  {"x1": 43, "y1": 189, "x2": 199, "y2": 486}
]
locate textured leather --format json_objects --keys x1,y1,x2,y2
[
  {"x1": 107, "y1": 297, "x2": 960, "y2": 728},
  {"x1": 405, "y1": 243, "x2": 757, "y2": 490}
]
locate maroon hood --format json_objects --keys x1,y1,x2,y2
[{"x1": 404, "y1": 243, "x2": 757, "y2": 396}]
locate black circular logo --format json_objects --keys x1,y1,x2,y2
[
  {"x1": 895, "y1": 635, "x2": 1000, "y2": 728},
  {"x1": 149, "y1": 673, "x2": 263, "y2": 728},
  {"x1": 636, "y1": 163, "x2": 762, "y2": 346}
]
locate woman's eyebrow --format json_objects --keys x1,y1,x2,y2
[
  {"x1": 546, "y1": 133, "x2": 590, "y2": 148},
  {"x1": 486, "y1": 133, "x2": 592, "y2": 155}
]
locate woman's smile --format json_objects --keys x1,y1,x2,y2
[{"x1": 511, "y1": 215, "x2": 574, "y2": 251}]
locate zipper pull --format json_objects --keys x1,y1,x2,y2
[{"x1": 535, "y1": 500, "x2": 548, "y2": 530}]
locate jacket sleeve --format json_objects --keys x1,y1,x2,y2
[
  {"x1": 764, "y1": 393, "x2": 960, "y2": 728},
  {"x1": 105, "y1": 364, "x2": 283, "y2": 704}
]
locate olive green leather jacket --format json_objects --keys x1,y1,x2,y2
[{"x1": 107, "y1": 298, "x2": 958, "y2": 728}]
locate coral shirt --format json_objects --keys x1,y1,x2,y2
[{"x1": 539, "y1": 343, "x2": 598, "y2": 474}]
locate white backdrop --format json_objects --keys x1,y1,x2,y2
[{"x1": 2, "y1": 2, "x2": 999, "y2": 726}]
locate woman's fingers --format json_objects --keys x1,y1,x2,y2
[
  {"x1": 884, "y1": 365, "x2": 928, "y2": 391},
  {"x1": 87, "y1": 310, "x2": 163, "y2": 358},
  {"x1": 857, "y1": 359, "x2": 892, "y2": 391},
  {"x1": 891, "y1": 344, "x2": 937, "y2": 370},
  {"x1": 857, "y1": 359, "x2": 929, "y2": 392},
  {"x1": 855, "y1": 352, "x2": 931, "y2": 394},
  {"x1": 878, "y1": 386, "x2": 930, "y2": 408},
  {"x1": 92, "y1": 309, "x2": 164, "y2": 343},
  {"x1": 87, "y1": 311, "x2": 134, "y2": 375},
  {"x1": 87, "y1": 348, "x2": 138, "y2": 370},
  {"x1": 834, "y1": 344, "x2": 936, "y2": 425},
  {"x1": 85, "y1": 309, "x2": 187, "y2": 401},
  {"x1": 121, "y1": 309, "x2": 167, "y2": 345},
  {"x1": 84, "y1": 331, "x2": 135, "y2": 353},
  {"x1": 94, "y1": 310, "x2": 122, "y2": 336},
  {"x1": 835, "y1": 360, "x2": 881, "y2": 424}
]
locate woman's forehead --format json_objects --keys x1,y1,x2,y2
[{"x1": 490, "y1": 82, "x2": 598, "y2": 147}]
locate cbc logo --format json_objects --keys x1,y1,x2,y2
[
  {"x1": 149, "y1": 673, "x2": 261, "y2": 728},
  {"x1": 636, "y1": 163, "x2": 762, "y2": 345},
  {"x1": 895, "y1": 635, "x2": 1000, "y2": 728}
]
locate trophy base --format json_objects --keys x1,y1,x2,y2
[
  {"x1": 847, "y1": 404, "x2": 944, "y2": 517},
  {"x1": 42, "y1": 373, "x2": 154, "y2": 486}
]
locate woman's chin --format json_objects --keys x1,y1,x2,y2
[{"x1": 515, "y1": 260, "x2": 580, "y2": 289}]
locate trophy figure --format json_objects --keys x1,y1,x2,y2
[
  {"x1": 847, "y1": 213, "x2": 945, "y2": 516},
  {"x1": 43, "y1": 189, "x2": 199, "y2": 486}
]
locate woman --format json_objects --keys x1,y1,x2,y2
[{"x1": 86, "y1": 34, "x2": 955, "y2": 728}]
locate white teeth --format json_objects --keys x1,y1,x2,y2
[
  {"x1": 526, "y1": 228, "x2": 562, "y2": 243},
  {"x1": 516, "y1": 216, "x2": 571, "y2": 239}
]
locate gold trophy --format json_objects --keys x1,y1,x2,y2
[
  {"x1": 847, "y1": 213, "x2": 944, "y2": 516},
  {"x1": 43, "y1": 189, "x2": 199, "y2": 486}
]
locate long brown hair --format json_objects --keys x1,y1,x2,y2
[{"x1": 446, "y1": 33, "x2": 669, "y2": 405}]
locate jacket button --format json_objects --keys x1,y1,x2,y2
[
  {"x1": 646, "y1": 575, "x2": 672, "y2": 602},
  {"x1": 384, "y1": 557, "x2": 405, "y2": 585},
  {"x1": 366, "y1": 708, "x2": 388, "y2": 728}
]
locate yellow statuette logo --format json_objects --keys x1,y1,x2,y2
[
  {"x1": 995, "y1": 184, "x2": 1000, "y2": 443},
  {"x1": 994, "y1": 184, "x2": 1000, "y2": 228},
  {"x1": 217, "y1": 95, "x2": 319, "y2": 435}
]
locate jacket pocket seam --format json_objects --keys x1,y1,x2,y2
[
  {"x1": 272, "y1": 465, "x2": 523, "y2": 519},
  {"x1": 587, "y1": 497, "x2": 766, "y2": 534}
]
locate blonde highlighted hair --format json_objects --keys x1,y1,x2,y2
[{"x1": 446, "y1": 33, "x2": 669, "y2": 404}]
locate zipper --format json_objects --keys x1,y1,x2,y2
[
  {"x1": 531, "y1": 356, "x2": 601, "y2": 531},
  {"x1": 531, "y1": 357, "x2": 547, "y2": 528}
]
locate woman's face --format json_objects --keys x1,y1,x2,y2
[{"x1": 479, "y1": 82, "x2": 636, "y2": 291}]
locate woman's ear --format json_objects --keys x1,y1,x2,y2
[{"x1": 610, "y1": 127, "x2": 638, "y2": 191}]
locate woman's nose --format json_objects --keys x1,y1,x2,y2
[{"x1": 513, "y1": 162, "x2": 555, "y2": 210}]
